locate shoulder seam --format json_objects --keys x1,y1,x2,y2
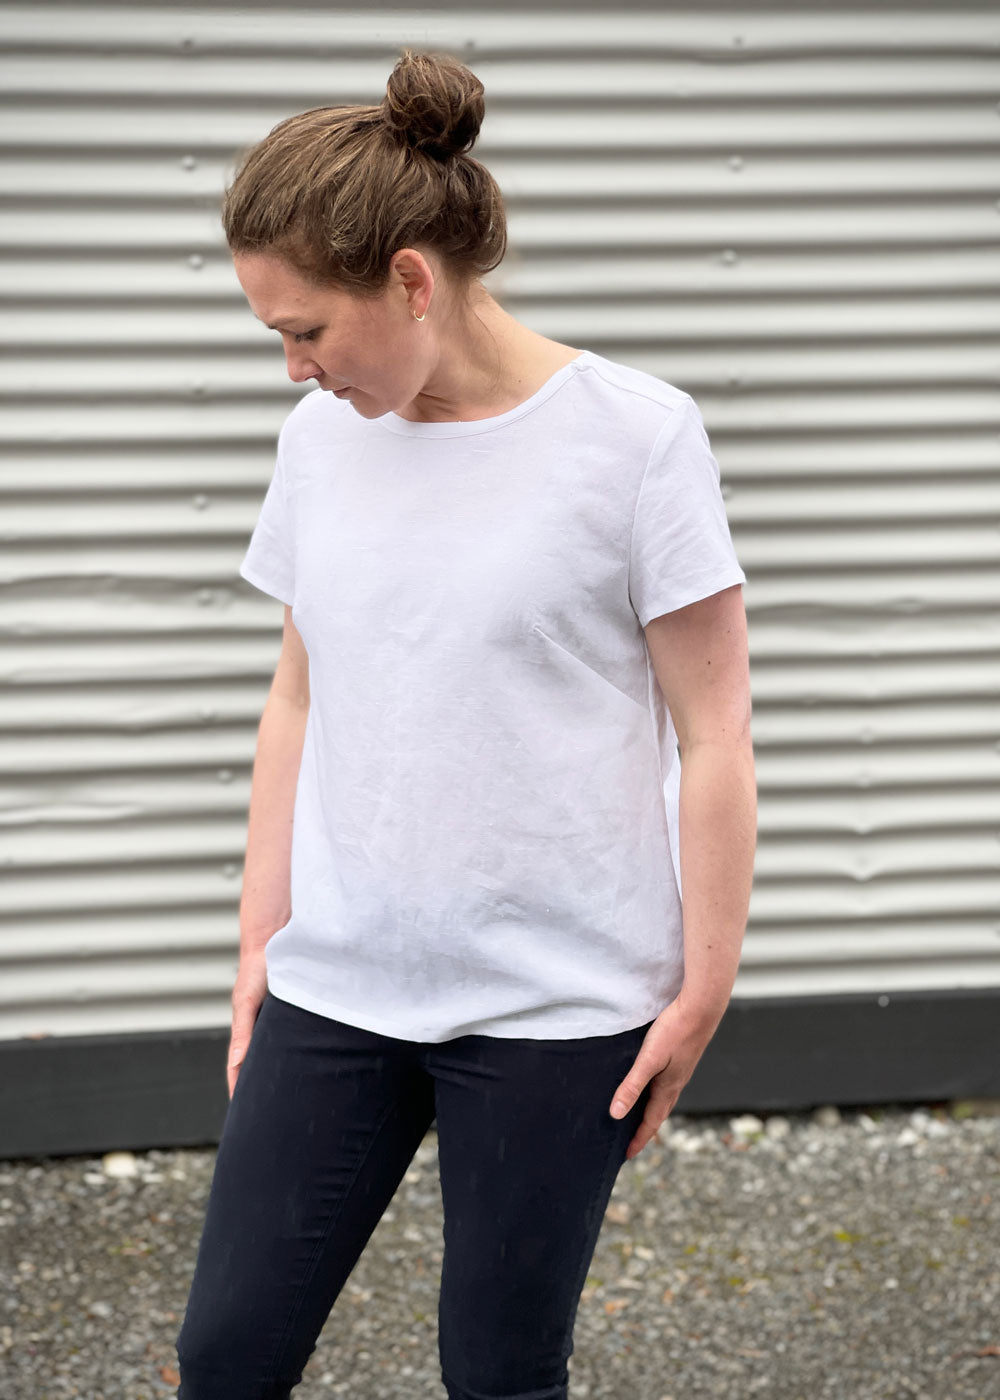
[{"x1": 582, "y1": 356, "x2": 690, "y2": 413}]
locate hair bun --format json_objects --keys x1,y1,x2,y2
[{"x1": 382, "y1": 48, "x2": 485, "y2": 161}]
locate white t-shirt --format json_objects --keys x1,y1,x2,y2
[{"x1": 239, "y1": 347, "x2": 746, "y2": 1041}]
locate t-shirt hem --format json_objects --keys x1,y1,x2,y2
[{"x1": 265, "y1": 969, "x2": 665, "y2": 1044}]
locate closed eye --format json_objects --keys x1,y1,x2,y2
[{"x1": 292, "y1": 329, "x2": 319, "y2": 344}]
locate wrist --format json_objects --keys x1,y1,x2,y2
[
  {"x1": 671, "y1": 989, "x2": 729, "y2": 1037},
  {"x1": 238, "y1": 920, "x2": 285, "y2": 959}
]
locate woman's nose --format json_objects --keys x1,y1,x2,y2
[{"x1": 285, "y1": 350, "x2": 321, "y2": 384}]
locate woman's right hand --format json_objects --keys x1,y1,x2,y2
[{"x1": 227, "y1": 951, "x2": 270, "y2": 1099}]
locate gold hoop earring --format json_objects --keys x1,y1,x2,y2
[{"x1": 412, "y1": 310, "x2": 426, "y2": 321}]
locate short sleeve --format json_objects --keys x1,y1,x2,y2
[
  {"x1": 238, "y1": 430, "x2": 295, "y2": 606},
  {"x1": 628, "y1": 394, "x2": 746, "y2": 626}
]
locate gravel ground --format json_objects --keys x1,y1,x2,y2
[{"x1": 1, "y1": 1100, "x2": 998, "y2": 1400}]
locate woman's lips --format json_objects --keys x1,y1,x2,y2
[{"x1": 332, "y1": 385, "x2": 352, "y2": 397}]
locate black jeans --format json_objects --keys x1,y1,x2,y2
[{"x1": 175, "y1": 989, "x2": 654, "y2": 1399}]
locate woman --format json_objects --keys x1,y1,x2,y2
[{"x1": 175, "y1": 46, "x2": 756, "y2": 1400}]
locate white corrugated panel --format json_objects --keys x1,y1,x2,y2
[{"x1": 1, "y1": 2, "x2": 998, "y2": 1038}]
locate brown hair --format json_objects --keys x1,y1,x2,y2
[{"x1": 221, "y1": 47, "x2": 508, "y2": 300}]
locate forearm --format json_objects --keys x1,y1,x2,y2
[
  {"x1": 239, "y1": 693, "x2": 309, "y2": 958},
  {"x1": 671, "y1": 735, "x2": 757, "y2": 1037}
]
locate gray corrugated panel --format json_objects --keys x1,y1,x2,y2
[
  {"x1": 1, "y1": 5, "x2": 997, "y2": 44},
  {"x1": 1, "y1": 3, "x2": 998, "y2": 1040},
  {"x1": 4, "y1": 247, "x2": 1000, "y2": 301},
  {"x1": 8, "y1": 106, "x2": 999, "y2": 153},
  {"x1": 8, "y1": 53, "x2": 1000, "y2": 101}
]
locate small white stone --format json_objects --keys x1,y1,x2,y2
[
  {"x1": 730, "y1": 1114, "x2": 765, "y2": 1136},
  {"x1": 101, "y1": 1151, "x2": 137, "y2": 1178},
  {"x1": 812, "y1": 1105, "x2": 841, "y2": 1128},
  {"x1": 764, "y1": 1115, "x2": 791, "y2": 1139}
]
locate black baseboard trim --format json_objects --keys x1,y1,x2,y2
[{"x1": 2, "y1": 987, "x2": 998, "y2": 1161}]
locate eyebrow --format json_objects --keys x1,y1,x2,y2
[{"x1": 254, "y1": 313, "x2": 311, "y2": 331}]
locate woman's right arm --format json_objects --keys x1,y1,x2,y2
[{"x1": 228, "y1": 605, "x2": 310, "y2": 1096}]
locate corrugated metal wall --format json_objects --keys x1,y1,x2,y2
[{"x1": 2, "y1": 3, "x2": 999, "y2": 1040}]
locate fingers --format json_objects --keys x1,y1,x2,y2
[
  {"x1": 226, "y1": 957, "x2": 268, "y2": 1100},
  {"x1": 227, "y1": 1028, "x2": 250, "y2": 1091},
  {"x1": 625, "y1": 1103, "x2": 671, "y2": 1159},
  {"x1": 609, "y1": 1051, "x2": 665, "y2": 1118},
  {"x1": 609, "y1": 1073, "x2": 646, "y2": 1118},
  {"x1": 226, "y1": 1050, "x2": 243, "y2": 1101},
  {"x1": 226, "y1": 1017, "x2": 254, "y2": 1099},
  {"x1": 626, "y1": 1129, "x2": 655, "y2": 1159},
  {"x1": 618, "y1": 1077, "x2": 679, "y2": 1158}
]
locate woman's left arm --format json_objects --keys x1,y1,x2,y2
[{"x1": 609, "y1": 582, "x2": 757, "y2": 1157}]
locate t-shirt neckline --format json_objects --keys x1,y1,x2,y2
[{"x1": 376, "y1": 349, "x2": 592, "y2": 438}]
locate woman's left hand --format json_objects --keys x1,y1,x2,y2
[{"x1": 608, "y1": 998, "x2": 718, "y2": 1159}]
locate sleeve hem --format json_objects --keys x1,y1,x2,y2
[
  {"x1": 636, "y1": 568, "x2": 746, "y2": 628},
  {"x1": 238, "y1": 559, "x2": 295, "y2": 607}
]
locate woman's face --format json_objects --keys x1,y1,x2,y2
[{"x1": 232, "y1": 251, "x2": 428, "y2": 418}]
